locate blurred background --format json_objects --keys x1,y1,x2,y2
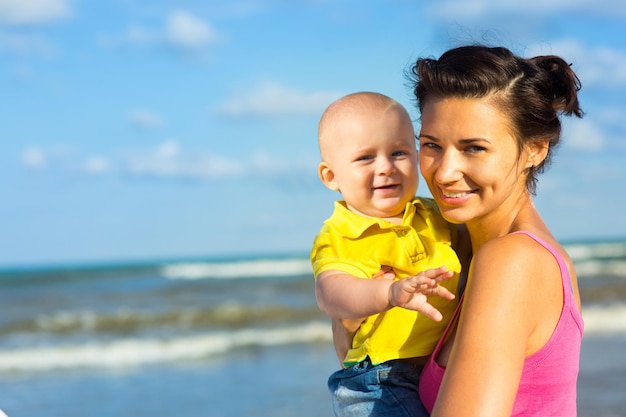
[
  {"x1": 0, "y1": 1, "x2": 625, "y2": 416},
  {"x1": 1, "y1": 0, "x2": 625, "y2": 267}
]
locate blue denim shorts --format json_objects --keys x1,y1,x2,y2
[{"x1": 327, "y1": 357, "x2": 429, "y2": 417}]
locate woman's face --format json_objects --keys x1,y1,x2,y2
[{"x1": 418, "y1": 96, "x2": 533, "y2": 226}]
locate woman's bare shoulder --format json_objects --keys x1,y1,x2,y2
[{"x1": 469, "y1": 233, "x2": 558, "y2": 299}]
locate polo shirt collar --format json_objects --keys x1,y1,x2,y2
[{"x1": 327, "y1": 199, "x2": 424, "y2": 239}]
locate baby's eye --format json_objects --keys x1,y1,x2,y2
[
  {"x1": 392, "y1": 150, "x2": 408, "y2": 157},
  {"x1": 355, "y1": 154, "x2": 374, "y2": 162}
]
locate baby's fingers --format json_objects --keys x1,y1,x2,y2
[
  {"x1": 432, "y1": 268, "x2": 455, "y2": 283},
  {"x1": 418, "y1": 266, "x2": 454, "y2": 282},
  {"x1": 430, "y1": 284, "x2": 455, "y2": 300},
  {"x1": 417, "y1": 302, "x2": 444, "y2": 322},
  {"x1": 410, "y1": 276, "x2": 454, "y2": 299}
]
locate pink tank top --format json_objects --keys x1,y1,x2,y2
[{"x1": 419, "y1": 231, "x2": 584, "y2": 416}]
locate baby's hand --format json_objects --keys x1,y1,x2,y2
[{"x1": 388, "y1": 266, "x2": 455, "y2": 321}]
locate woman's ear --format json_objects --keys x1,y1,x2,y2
[
  {"x1": 318, "y1": 161, "x2": 339, "y2": 191},
  {"x1": 525, "y1": 140, "x2": 549, "y2": 169}
]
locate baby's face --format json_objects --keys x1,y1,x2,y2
[{"x1": 325, "y1": 106, "x2": 419, "y2": 221}]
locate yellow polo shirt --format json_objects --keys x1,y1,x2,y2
[{"x1": 311, "y1": 197, "x2": 461, "y2": 367}]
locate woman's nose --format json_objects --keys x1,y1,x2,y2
[{"x1": 434, "y1": 151, "x2": 463, "y2": 184}]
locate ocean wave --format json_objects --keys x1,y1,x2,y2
[
  {"x1": 156, "y1": 242, "x2": 626, "y2": 281},
  {"x1": 565, "y1": 241, "x2": 626, "y2": 262},
  {"x1": 0, "y1": 303, "x2": 623, "y2": 373},
  {"x1": 574, "y1": 260, "x2": 626, "y2": 278},
  {"x1": 582, "y1": 304, "x2": 626, "y2": 335},
  {"x1": 160, "y1": 258, "x2": 312, "y2": 280},
  {"x1": 0, "y1": 321, "x2": 332, "y2": 373},
  {"x1": 1, "y1": 303, "x2": 324, "y2": 336}
]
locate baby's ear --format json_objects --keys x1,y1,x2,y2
[{"x1": 318, "y1": 162, "x2": 339, "y2": 191}]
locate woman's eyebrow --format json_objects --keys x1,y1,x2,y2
[
  {"x1": 418, "y1": 133, "x2": 438, "y2": 140},
  {"x1": 419, "y1": 134, "x2": 490, "y2": 144},
  {"x1": 459, "y1": 138, "x2": 491, "y2": 144}
]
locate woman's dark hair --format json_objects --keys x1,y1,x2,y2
[{"x1": 409, "y1": 45, "x2": 583, "y2": 194}]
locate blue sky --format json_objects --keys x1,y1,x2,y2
[{"x1": 1, "y1": 0, "x2": 625, "y2": 267}]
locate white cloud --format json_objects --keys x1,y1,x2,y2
[
  {"x1": 577, "y1": 46, "x2": 626, "y2": 87},
  {"x1": 528, "y1": 40, "x2": 626, "y2": 87},
  {"x1": 595, "y1": 106, "x2": 625, "y2": 126},
  {"x1": 427, "y1": 0, "x2": 626, "y2": 19},
  {"x1": 0, "y1": 0, "x2": 71, "y2": 25},
  {"x1": 562, "y1": 118, "x2": 605, "y2": 152},
  {"x1": 21, "y1": 146, "x2": 46, "y2": 169},
  {"x1": 165, "y1": 11, "x2": 218, "y2": 49},
  {"x1": 101, "y1": 10, "x2": 220, "y2": 53},
  {"x1": 120, "y1": 140, "x2": 319, "y2": 183},
  {"x1": 12, "y1": 63, "x2": 35, "y2": 79},
  {"x1": 216, "y1": 82, "x2": 343, "y2": 118},
  {"x1": 19, "y1": 140, "x2": 318, "y2": 183},
  {"x1": 82, "y1": 156, "x2": 112, "y2": 174},
  {"x1": 123, "y1": 140, "x2": 246, "y2": 180},
  {"x1": 154, "y1": 140, "x2": 179, "y2": 159},
  {"x1": 128, "y1": 108, "x2": 164, "y2": 129},
  {"x1": 0, "y1": 32, "x2": 55, "y2": 56},
  {"x1": 124, "y1": 25, "x2": 158, "y2": 46}
]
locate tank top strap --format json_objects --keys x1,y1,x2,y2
[
  {"x1": 510, "y1": 230, "x2": 573, "y2": 296},
  {"x1": 433, "y1": 231, "x2": 574, "y2": 358}
]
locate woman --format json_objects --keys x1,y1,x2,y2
[{"x1": 409, "y1": 45, "x2": 585, "y2": 416}]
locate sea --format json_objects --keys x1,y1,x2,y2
[{"x1": 1, "y1": 238, "x2": 626, "y2": 417}]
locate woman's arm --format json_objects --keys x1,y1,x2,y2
[{"x1": 431, "y1": 235, "x2": 561, "y2": 416}]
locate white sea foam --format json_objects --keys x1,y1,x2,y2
[
  {"x1": 573, "y1": 260, "x2": 626, "y2": 278},
  {"x1": 0, "y1": 321, "x2": 331, "y2": 372},
  {"x1": 35, "y1": 310, "x2": 99, "y2": 332},
  {"x1": 0, "y1": 302, "x2": 623, "y2": 373},
  {"x1": 159, "y1": 241, "x2": 626, "y2": 280},
  {"x1": 160, "y1": 258, "x2": 312, "y2": 279},
  {"x1": 582, "y1": 303, "x2": 626, "y2": 335},
  {"x1": 565, "y1": 241, "x2": 626, "y2": 262}
]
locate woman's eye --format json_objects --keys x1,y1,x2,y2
[
  {"x1": 420, "y1": 142, "x2": 439, "y2": 150},
  {"x1": 466, "y1": 145, "x2": 486, "y2": 153}
]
